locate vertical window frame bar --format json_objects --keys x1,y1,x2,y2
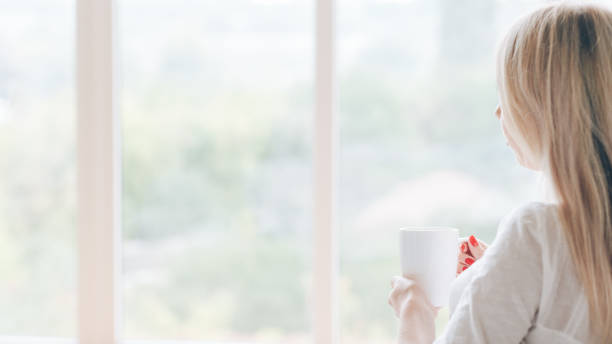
[
  {"x1": 76, "y1": 0, "x2": 121, "y2": 342},
  {"x1": 314, "y1": 0, "x2": 338, "y2": 343}
]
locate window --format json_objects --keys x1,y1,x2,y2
[
  {"x1": 336, "y1": 1, "x2": 549, "y2": 341},
  {"x1": 120, "y1": 0, "x2": 314, "y2": 341},
  {"x1": 3, "y1": 0, "x2": 612, "y2": 343},
  {"x1": 0, "y1": 0, "x2": 75, "y2": 338}
]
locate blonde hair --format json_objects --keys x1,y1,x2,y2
[{"x1": 497, "y1": 2, "x2": 612, "y2": 341}]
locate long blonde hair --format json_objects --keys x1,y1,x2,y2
[{"x1": 497, "y1": 2, "x2": 612, "y2": 341}]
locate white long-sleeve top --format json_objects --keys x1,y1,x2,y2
[{"x1": 434, "y1": 202, "x2": 592, "y2": 343}]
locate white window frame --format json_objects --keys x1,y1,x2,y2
[
  {"x1": 313, "y1": 0, "x2": 337, "y2": 343},
  {"x1": 76, "y1": 0, "x2": 121, "y2": 343},
  {"x1": 74, "y1": 0, "x2": 337, "y2": 343}
]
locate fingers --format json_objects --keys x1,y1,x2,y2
[
  {"x1": 391, "y1": 275, "x2": 416, "y2": 290},
  {"x1": 459, "y1": 240, "x2": 469, "y2": 255},
  {"x1": 456, "y1": 261, "x2": 468, "y2": 275},
  {"x1": 457, "y1": 235, "x2": 489, "y2": 276},
  {"x1": 456, "y1": 251, "x2": 475, "y2": 275},
  {"x1": 467, "y1": 235, "x2": 486, "y2": 259},
  {"x1": 459, "y1": 252, "x2": 475, "y2": 266},
  {"x1": 388, "y1": 276, "x2": 435, "y2": 318},
  {"x1": 388, "y1": 276, "x2": 416, "y2": 318},
  {"x1": 388, "y1": 287, "x2": 402, "y2": 318},
  {"x1": 457, "y1": 238, "x2": 472, "y2": 276},
  {"x1": 479, "y1": 239, "x2": 488, "y2": 250}
]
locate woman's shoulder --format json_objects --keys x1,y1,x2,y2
[
  {"x1": 496, "y1": 201, "x2": 561, "y2": 250},
  {"x1": 505, "y1": 201, "x2": 559, "y2": 221}
]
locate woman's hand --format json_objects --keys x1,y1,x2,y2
[
  {"x1": 388, "y1": 275, "x2": 437, "y2": 344},
  {"x1": 457, "y1": 235, "x2": 488, "y2": 275}
]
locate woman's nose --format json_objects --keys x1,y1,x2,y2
[{"x1": 495, "y1": 106, "x2": 502, "y2": 119}]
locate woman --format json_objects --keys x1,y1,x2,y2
[{"x1": 388, "y1": 3, "x2": 612, "y2": 343}]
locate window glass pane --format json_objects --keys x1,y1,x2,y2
[
  {"x1": 0, "y1": 0, "x2": 75, "y2": 337},
  {"x1": 336, "y1": 0, "x2": 585, "y2": 342},
  {"x1": 120, "y1": 1, "x2": 313, "y2": 342}
]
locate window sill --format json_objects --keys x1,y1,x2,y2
[{"x1": 0, "y1": 337, "x2": 256, "y2": 344}]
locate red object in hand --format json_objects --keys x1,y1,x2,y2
[
  {"x1": 465, "y1": 257, "x2": 474, "y2": 265},
  {"x1": 460, "y1": 242, "x2": 468, "y2": 253}
]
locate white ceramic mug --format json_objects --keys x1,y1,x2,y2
[{"x1": 399, "y1": 227, "x2": 458, "y2": 307}]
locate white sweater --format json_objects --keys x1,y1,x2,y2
[{"x1": 435, "y1": 202, "x2": 592, "y2": 343}]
